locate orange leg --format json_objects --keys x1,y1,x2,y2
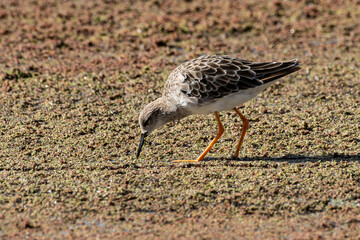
[
  {"x1": 173, "y1": 112, "x2": 224, "y2": 163},
  {"x1": 233, "y1": 108, "x2": 249, "y2": 158}
]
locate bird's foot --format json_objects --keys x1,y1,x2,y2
[{"x1": 172, "y1": 160, "x2": 199, "y2": 163}]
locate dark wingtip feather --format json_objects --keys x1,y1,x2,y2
[{"x1": 259, "y1": 59, "x2": 301, "y2": 84}]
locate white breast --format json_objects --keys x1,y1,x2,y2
[{"x1": 185, "y1": 83, "x2": 273, "y2": 115}]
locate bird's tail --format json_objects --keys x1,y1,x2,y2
[{"x1": 252, "y1": 59, "x2": 301, "y2": 84}]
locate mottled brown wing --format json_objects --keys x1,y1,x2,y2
[{"x1": 180, "y1": 55, "x2": 300, "y2": 101}]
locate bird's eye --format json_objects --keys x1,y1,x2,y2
[{"x1": 144, "y1": 118, "x2": 151, "y2": 126}]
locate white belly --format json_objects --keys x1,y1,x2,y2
[{"x1": 186, "y1": 83, "x2": 272, "y2": 115}]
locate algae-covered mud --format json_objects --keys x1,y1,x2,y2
[{"x1": 0, "y1": 0, "x2": 359, "y2": 239}]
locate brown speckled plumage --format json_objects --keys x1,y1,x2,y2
[{"x1": 164, "y1": 55, "x2": 300, "y2": 103}]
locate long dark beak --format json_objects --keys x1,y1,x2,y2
[{"x1": 136, "y1": 132, "x2": 148, "y2": 159}]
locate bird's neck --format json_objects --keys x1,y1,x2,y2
[{"x1": 159, "y1": 96, "x2": 190, "y2": 122}]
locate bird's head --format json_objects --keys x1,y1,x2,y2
[{"x1": 136, "y1": 99, "x2": 167, "y2": 158}]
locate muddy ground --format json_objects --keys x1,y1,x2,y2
[{"x1": 0, "y1": 0, "x2": 359, "y2": 239}]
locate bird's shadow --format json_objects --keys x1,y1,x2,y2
[{"x1": 202, "y1": 153, "x2": 360, "y2": 164}]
